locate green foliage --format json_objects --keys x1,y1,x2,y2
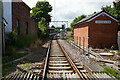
[
  {"x1": 7, "y1": 30, "x2": 37, "y2": 49},
  {"x1": 88, "y1": 12, "x2": 97, "y2": 16},
  {"x1": 70, "y1": 15, "x2": 87, "y2": 32},
  {"x1": 38, "y1": 17, "x2": 48, "y2": 39},
  {"x1": 65, "y1": 36, "x2": 73, "y2": 41},
  {"x1": 116, "y1": 50, "x2": 120, "y2": 53},
  {"x1": 6, "y1": 34, "x2": 37, "y2": 58},
  {"x1": 19, "y1": 63, "x2": 31, "y2": 72},
  {"x1": 101, "y1": 68, "x2": 120, "y2": 79},
  {"x1": 3, "y1": 50, "x2": 28, "y2": 64},
  {"x1": 101, "y1": 1, "x2": 120, "y2": 31},
  {"x1": 66, "y1": 27, "x2": 72, "y2": 31},
  {"x1": 2, "y1": 63, "x2": 15, "y2": 77},
  {"x1": 54, "y1": 29, "x2": 61, "y2": 33},
  {"x1": 15, "y1": 35, "x2": 37, "y2": 49},
  {"x1": 111, "y1": 46, "x2": 114, "y2": 50},
  {"x1": 7, "y1": 30, "x2": 17, "y2": 45},
  {"x1": 30, "y1": 1, "x2": 52, "y2": 23}
]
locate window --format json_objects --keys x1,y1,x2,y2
[
  {"x1": 17, "y1": 19, "x2": 20, "y2": 35},
  {"x1": 95, "y1": 20, "x2": 111, "y2": 24},
  {"x1": 26, "y1": 22, "x2": 28, "y2": 35}
]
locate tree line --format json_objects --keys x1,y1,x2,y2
[{"x1": 70, "y1": 1, "x2": 120, "y2": 32}]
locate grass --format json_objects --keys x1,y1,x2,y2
[
  {"x1": 3, "y1": 35, "x2": 38, "y2": 64},
  {"x1": 2, "y1": 35, "x2": 39, "y2": 79},
  {"x1": 2, "y1": 57, "x2": 33, "y2": 79},
  {"x1": 19, "y1": 63, "x2": 31, "y2": 72},
  {"x1": 2, "y1": 50, "x2": 28, "y2": 64},
  {"x1": 2, "y1": 63, "x2": 17, "y2": 78},
  {"x1": 65, "y1": 36, "x2": 73, "y2": 41},
  {"x1": 14, "y1": 35, "x2": 37, "y2": 49},
  {"x1": 100, "y1": 67, "x2": 120, "y2": 79}
]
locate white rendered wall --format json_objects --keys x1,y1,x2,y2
[{"x1": 3, "y1": 0, "x2": 12, "y2": 33}]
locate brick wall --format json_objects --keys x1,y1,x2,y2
[
  {"x1": 74, "y1": 14, "x2": 118, "y2": 48},
  {"x1": 89, "y1": 14, "x2": 118, "y2": 48},
  {"x1": 12, "y1": 2, "x2": 38, "y2": 36},
  {"x1": 74, "y1": 23, "x2": 89, "y2": 48}
]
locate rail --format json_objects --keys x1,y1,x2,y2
[
  {"x1": 57, "y1": 40, "x2": 85, "y2": 79},
  {"x1": 65, "y1": 35, "x2": 103, "y2": 60},
  {"x1": 42, "y1": 40, "x2": 52, "y2": 80}
]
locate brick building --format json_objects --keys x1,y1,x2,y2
[
  {"x1": 74, "y1": 11, "x2": 119, "y2": 48},
  {"x1": 3, "y1": 0, "x2": 38, "y2": 36}
]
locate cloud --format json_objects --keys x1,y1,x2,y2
[{"x1": 23, "y1": 0, "x2": 115, "y2": 27}]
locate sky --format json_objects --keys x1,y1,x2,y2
[{"x1": 23, "y1": 0, "x2": 115, "y2": 27}]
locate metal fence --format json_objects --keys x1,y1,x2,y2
[{"x1": 65, "y1": 35, "x2": 89, "y2": 55}]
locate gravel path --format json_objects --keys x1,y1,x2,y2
[
  {"x1": 58, "y1": 40, "x2": 91, "y2": 65},
  {"x1": 58, "y1": 40, "x2": 105, "y2": 72}
]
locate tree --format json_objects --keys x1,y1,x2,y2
[
  {"x1": 101, "y1": 1, "x2": 120, "y2": 30},
  {"x1": 38, "y1": 17, "x2": 48, "y2": 38},
  {"x1": 66, "y1": 27, "x2": 71, "y2": 31},
  {"x1": 70, "y1": 15, "x2": 87, "y2": 32},
  {"x1": 54, "y1": 29, "x2": 61, "y2": 33},
  {"x1": 30, "y1": 1, "x2": 52, "y2": 23},
  {"x1": 113, "y1": 1, "x2": 120, "y2": 20}
]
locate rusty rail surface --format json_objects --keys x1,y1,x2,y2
[
  {"x1": 57, "y1": 40, "x2": 85, "y2": 79},
  {"x1": 42, "y1": 39, "x2": 84, "y2": 80},
  {"x1": 42, "y1": 40, "x2": 52, "y2": 80}
]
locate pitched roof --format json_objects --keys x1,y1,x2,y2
[
  {"x1": 74, "y1": 10, "x2": 119, "y2": 26},
  {"x1": 12, "y1": 0, "x2": 31, "y2": 10}
]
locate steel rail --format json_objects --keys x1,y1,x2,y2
[
  {"x1": 42, "y1": 40, "x2": 52, "y2": 80},
  {"x1": 57, "y1": 40, "x2": 85, "y2": 80}
]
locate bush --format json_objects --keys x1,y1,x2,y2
[
  {"x1": 116, "y1": 50, "x2": 120, "y2": 53},
  {"x1": 15, "y1": 35, "x2": 37, "y2": 49},
  {"x1": 7, "y1": 30, "x2": 17, "y2": 45},
  {"x1": 111, "y1": 46, "x2": 114, "y2": 50}
]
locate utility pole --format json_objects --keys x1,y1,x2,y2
[{"x1": 0, "y1": 0, "x2": 2, "y2": 79}]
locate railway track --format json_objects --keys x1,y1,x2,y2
[
  {"x1": 46, "y1": 40, "x2": 81, "y2": 79},
  {"x1": 3, "y1": 39, "x2": 117, "y2": 80}
]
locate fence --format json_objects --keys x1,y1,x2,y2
[{"x1": 65, "y1": 35, "x2": 89, "y2": 55}]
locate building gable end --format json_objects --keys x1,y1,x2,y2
[{"x1": 87, "y1": 12, "x2": 119, "y2": 22}]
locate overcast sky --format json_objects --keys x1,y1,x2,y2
[{"x1": 23, "y1": 0, "x2": 115, "y2": 27}]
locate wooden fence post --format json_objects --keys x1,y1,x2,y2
[
  {"x1": 88, "y1": 37, "x2": 89, "y2": 56},
  {"x1": 83, "y1": 37, "x2": 85, "y2": 54},
  {"x1": 79, "y1": 36, "x2": 81, "y2": 48}
]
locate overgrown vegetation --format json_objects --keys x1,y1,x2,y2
[
  {"x1": 70, "y1": 15, "x2": 87, "y2": 33},
  {"x1": 100, "y1": 68, "x2": 120, "y2": 79},
  {"x1": 2, "y1": 51, "x2": 28, "y2": 64},
  {"x1": 2, "y1": 63, "x2": 17, "y2": 78},
  {"x1": 64, "y1": 36, "x2": 73, "y2": 41},
  {"x1": 6, "y1": 31, "x2": 37, "y2": 49},
  {"x1": 3, "y1": 30, "x2": 37, "y2": 64},
  {"x1": 19, "y1": 63, "x2": 31, "y2": 72},
  {"x1": 54, "y1": 29, "x2": 61, "y2": 33},
  {"x1": 66, "y1": 27, "x2": 72, "y2": 31}
]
